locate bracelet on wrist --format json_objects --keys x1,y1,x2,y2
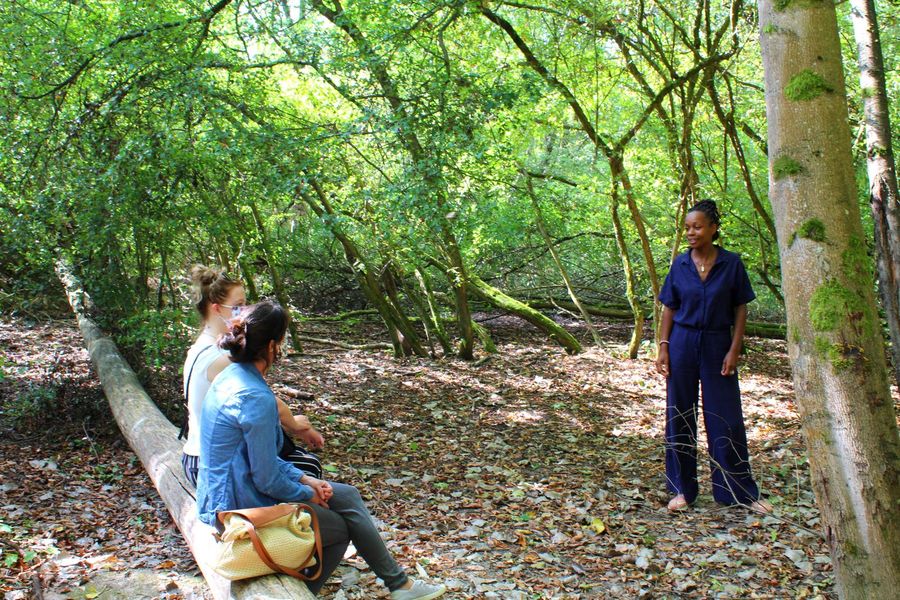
[{"x1": 659, "y1": 340, "x2": 670, "y2": 346}]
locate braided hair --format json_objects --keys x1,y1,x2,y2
[{"x1": 687, "y1": 199, "x2": 721, "y2": 241}]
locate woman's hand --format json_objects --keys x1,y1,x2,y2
[
  {"x1": 301, "y1": 475, "x2": 333, "y2": 505},
  {"x1": 290, "y1": 414, "x2": 312, "y2": 435},
  {"x1": 656, "y1": 345, "x2": 670, "y2": 377},
  {"x1": 721, "y1": 350, "x2": 739, "y2": 376},
  {"x1": 299, "y1": 427, "x2": 325, "y2": 450}
]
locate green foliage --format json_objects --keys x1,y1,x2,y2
[
  {"x1": 784, "y1": 70, "x2": 835, "y2": 101},
  {"x1": 0, "y1": 0, "x2": 819, "y2": 362},
  {"x1": 118, "y1": 308, "x2": 193, "y2": 371},
  {"x1": 6, "y1": 384, "x2": 58, "y2": 427},
  {"x1": 89, "y1": 463, "x2": 124, "y2": 484},
  {"x1": 774, "y1": 156, "x2": 804, "y2": 180}
]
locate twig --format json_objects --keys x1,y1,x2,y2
[
  {"x1": 32, "y1": 574, "x2": 44, "y2": 600},
  {"x1": 473, "y1": 355, "x2": 493, "y2": 367},
  {"x1": 296, "y1": 335, "x2": 392, "y2": 351},
  {"x1": 82, "y1": 422, "x2": 101, "y2": 461}
]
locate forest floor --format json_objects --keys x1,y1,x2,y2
[{"x1": 4, "y1": 311, "x2": 893, "y2": 599}]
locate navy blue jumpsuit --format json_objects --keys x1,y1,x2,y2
[{"x1": 658, "y1": 247, "x2": 760, "y2": 505}]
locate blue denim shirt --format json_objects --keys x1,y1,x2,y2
[{"x1": 196, "y1": 362, "x2": 313, "y2": 526}]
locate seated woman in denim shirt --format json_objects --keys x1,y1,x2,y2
[{"x1": 196, "y1": 300, "x2": 444, "y2": 599}]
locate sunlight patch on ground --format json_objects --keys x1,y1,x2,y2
[{"x1": 502, "y1": 409, "x2": 545, "y2": 424}]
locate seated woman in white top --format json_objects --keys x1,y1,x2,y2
[{"x1": 180, "y1": 265, "x2": 324, "y2": 486}]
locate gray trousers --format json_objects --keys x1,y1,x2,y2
[{"x1": 304, "y1": 482, "x2": 408, "y2": 595}]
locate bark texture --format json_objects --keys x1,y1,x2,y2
[
  {"x1": 56, "y1": 260, "x2": 315, "y2": 600},
  {"x1": 849, "y1": 0, "x2": 900, "y2": 390},
  {"x1": 757, "y1": 2, "x2": 900, "y2": 597}
]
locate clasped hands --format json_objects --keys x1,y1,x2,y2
[{"x1": 301, "y1": 474, "x2": 333, "y2": 508}]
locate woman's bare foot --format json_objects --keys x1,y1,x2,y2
[
  {"x1": 667, "y1": 494, "x2": 689, "y2": 511},
  {"x1": 749, "y1": 498, "x2": 773, "y2": 514}
]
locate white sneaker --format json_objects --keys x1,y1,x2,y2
[{"x1": 390, "y1": 579, "x2": 447, "y2": 600}]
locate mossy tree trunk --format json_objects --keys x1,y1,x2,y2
[
  {"x1": 466, "y1": 273, "x2": 581, "y2": 355},
  {"x1": 248, "y1": 201, "x2": 303, "y2": 353},
  {"x1": 758, "y1": 2, "x2": 900, "y2": 597},
  {"x1": 309, "y1": 0, "x2": 475, "y2": 359},
  {"x1": 525, "y1": 175, "x2": 602, "y2": 346},
  {"x1": 849, "y1": 0, "x2": 900, "y2": 390},
  {"x1": 610, "y1": 174, "x2": 644, "y2": 359},
  {"x1": 414, "y1": 267, "x2": 453, "y2": 356},
  {"x1": 299, "y1": 181, "x2": 427, "y2": 358}
]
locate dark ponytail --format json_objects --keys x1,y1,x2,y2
[
  {"x1": 218, "y1": 300, "x2": 289, "y2": 363},
  {"x1": 687, "y1": 199, "x2": 721, "y2": 241}
]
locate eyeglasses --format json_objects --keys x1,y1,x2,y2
[{"x1": 219, "y1": 304, "x2": 244, "y2": 318}]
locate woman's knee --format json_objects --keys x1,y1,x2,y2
[{"x1": 331, "y1": 482, "x2": 364, "y2": 506}]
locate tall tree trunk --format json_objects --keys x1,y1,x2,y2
[
  {"x1": 236, "y1": 257, "x2": 259, "y2": 302},
  {"x1": 610, "y1": 175, "x2": 644, "y2": 359},
  {"x1": 309, "y1": 0, "x2": 475, "y2": 359},
  {"x1": 526, "y1": 176, "x2": 602, "y2": 345},
  {"x1": 758, "y1": 2, "x2": 900, "y2": 597},
  {"x1": 248, "y1": 202, "x2": 303, "y2": 353},
  {"x1": 849, "y1": 0, "x2": 900, "y2": 390},
  {"x1": 299, "y1": 182, "x2": 427, "y2": 358},
  {"x1": 611, "y1": 154, "x2": 660, "y2": 336},
  {"x1": 414, "y1": 267, "x2": 453, "y2": 356}
]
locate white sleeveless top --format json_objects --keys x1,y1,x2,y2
[{"x1": 182, "y1": 332, "x2": 226, "y2": 456}]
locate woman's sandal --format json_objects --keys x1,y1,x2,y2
[
  {"x1": 749, "y1": 498, "x2": 773, "y2": 514},
  {"x1": 667, "y1": 494, "x2": 689, "y2": 511}
]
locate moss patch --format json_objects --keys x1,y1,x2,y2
[
  {"x1": 785, "y1": 69, "x2": 834, "y2": 101},
  {"x1": 775, "y1": 0, "x2": 825, "y2": 11},
  {"x1": 814, "y1": 336, "x2": 854, "y2": 371},
  {"x1": 809, "y1": 280, "x2": 864, "y2": 332},
  {"x1": 797, "y1": 218, "x2": 826, "y2": 242},
  {"x1": 841, "y1": 236, "x2": 879, "y2": 338},
  {"x1": 774, "y1": 156, "x2": 804, "y2": 180}
]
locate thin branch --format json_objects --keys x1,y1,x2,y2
[{"x1": 20, "y1": 0, "x2": 233, "y2": 99}]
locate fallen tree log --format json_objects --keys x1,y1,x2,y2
[
  {"x1": 296, "y1": 335, "x2": 393, "y2": 351},
  {"x1": 56, "y1": 260, "x2": 315, "y2": 600},
  {"x1": 526, "y1": 299, "x2": 787, "y2": 339}
]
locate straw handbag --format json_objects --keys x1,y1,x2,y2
[{"x1": 211, "y1": 503, "x2": 322, "y2": 581}]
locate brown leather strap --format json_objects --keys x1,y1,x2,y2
[
  {"x1": 220, "y1": 504, "x2": 295, "y2": 528},
  {"x1": 223, "y1": 504, "x2": 323, "y2": 581}
]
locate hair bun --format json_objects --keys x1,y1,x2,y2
[
  {"x1": 218, "y1": 318, "x2": 248, "y2": 354},
  {"x1": 191, "y1": 265, "x2": 220, "y2": 287}
]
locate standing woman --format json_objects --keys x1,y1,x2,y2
[
  {"x1": 182, "y1": 266, "x2": 323, "y2": 487},
  {"x1": 197, "y1": 301, "x2": 445, "y2": 599},
  {"x1": 655, "y1": 200, "x2": 771, "y2": 513}
]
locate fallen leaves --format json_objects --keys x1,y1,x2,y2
[{"x1": 0, "y1": 314, "x2": 861, "y2": 598}]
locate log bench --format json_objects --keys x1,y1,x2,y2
[{"x1": 57, "y1": 261, "x2": 316, "y2": 600}]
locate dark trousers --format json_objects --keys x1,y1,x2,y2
[
  {"x1": 665, "y1": 325, "x2": 760, "y2": 505},
  {"x1": 304, "y1": 482, "x2": 407, "y2": 595}
]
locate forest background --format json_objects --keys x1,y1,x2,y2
[
  {"x1": 8, "y1": 0, "x2": 898, "y2": 361},
  {"x1": 1, "y1": 0, "x2": 900, "y2": 598}
]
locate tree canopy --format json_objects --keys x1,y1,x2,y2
[{"x1": 1, "y1": 0, "x2": 897, "y2": 358}]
